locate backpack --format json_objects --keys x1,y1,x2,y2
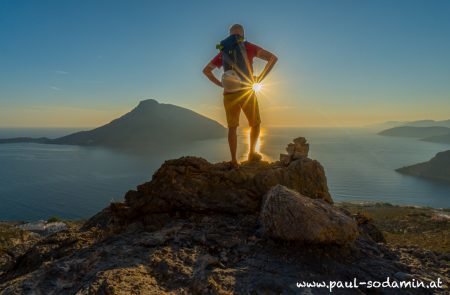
[{"x1": 216, "y1": 34, "x2": 252, "y2": 82}]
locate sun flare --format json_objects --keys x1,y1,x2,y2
[
  {"x1": 240, "y1": 127, "x2": 271, "y2": 162},
  {"x1": 252, "y1": 83, "x2": 263, "y2": 92}
]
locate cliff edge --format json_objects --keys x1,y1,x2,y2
[{"x1": 0, "y1": 138, "x2": 447, "y2": 294}]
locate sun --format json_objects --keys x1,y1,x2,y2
[{"x1": 252, "y1": 83, "x2": 263, "y2": 92}]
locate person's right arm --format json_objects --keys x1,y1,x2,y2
[{"x1": 202, "y1": 62, "x2": 223, "y2": 88}]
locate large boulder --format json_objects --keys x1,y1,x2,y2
[
  {"x1": 111, "y1": 151, "x2": 332, "y2": 223},
  {"x1": 260, "y1": 185, "x2": 358, "y2": 245}
]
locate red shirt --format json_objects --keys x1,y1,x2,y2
[{"x1": 210, "y1": 41, "x2": 262, "y2": 69}]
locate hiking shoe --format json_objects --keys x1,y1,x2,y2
[{"x1": 248, "y1": 152, "x2": 262, "y2": 162}]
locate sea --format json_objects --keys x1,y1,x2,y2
[{"x1": 0, "y1": 127, "x2": 449, "y2": 221}]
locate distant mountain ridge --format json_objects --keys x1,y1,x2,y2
[
  {"x1": 421, "y1": 133, "x2": 450, "y2": 144},
  {"x1": 0, "y1": 99, "x2": 226, "y2": 149},
  {"x1": 368, "y1": 119, "x2": 450, "y2": 130},
  {"x1": 378, "y1": 122, "x2": 450, "y2": 144},
  {"x1": 378, "y1": 126, "x2": 450, "y2": 138},
  {"x1": 396, "y1": 150, "x2": 450, "y2": 183},
  {"x1": 402, "y1": 119, "x2": 450, "y2": 128},
  {"x1": 0, "y1": 137, "x2": 50, "y2": 144}
]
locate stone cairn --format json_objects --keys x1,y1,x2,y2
[{"x1": 279, "y1": 137, "x2": 310, "y2": 165}]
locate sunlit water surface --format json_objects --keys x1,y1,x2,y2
[{"x1": 0, "y1": 127, "x2": 449, "y2": 220}]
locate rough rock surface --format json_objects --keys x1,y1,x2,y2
[
  {"x1": 0, "y1": 223, "x2": 42, "y2": 277},
  {"x1": 102, "y1": 150, "x2": 332, "y2": 227},
  {"x1": 0, "y1": 138, "x2": 447, "y2": 294},
  {"x1": 260, "y1": 185, "x2": 358, "y2": 244},
  {"x1": 280, "y1": 137, "x2": 310, "y2": 165}
]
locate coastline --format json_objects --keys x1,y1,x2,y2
[{"x1": 336, "y1": 202, "x2": 450, "y2": 253}]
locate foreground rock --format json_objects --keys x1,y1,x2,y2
[
  {"x1": 102, "y1": 148, "x2": 331, "y2": 227},
  {"x1": 0, "y1": 223, "x2": 42, "y2": 277},
  {"x1": 0, "y1": 139, "x2": 447, "y2": 294},
  {"x1": 0, "y1": 220, "x2": 73, "y2": 277},
  {"x1": 261, "y1": 185, "x2": 358, "y2": 244}
]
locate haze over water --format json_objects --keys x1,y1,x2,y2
[{"x1": 0, "y1": 127, "x2": 449, "y2": 221}]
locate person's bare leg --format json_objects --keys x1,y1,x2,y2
[
  {"x1": 228, "y1": 127, "x2": 239, "y2": 167},
  {"x1": 249, "y1": 123, "x2": 260, "y2": 156}
]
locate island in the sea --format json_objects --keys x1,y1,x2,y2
[
  {"x1": 369, "y1": 119, "x2": 450, "y2": 130},
  {"x1": 396, "y1": 150, "x2": 450, "y2": 183},
  {"x1": 421, "y1": 133, "x2": 450, "y2": 144},
  {"x1": 0, "y1": 99, "x2": 226, "y2": 149},
  {"x1": 378, "y1": 126, "x2": 450, "y2": 138},
  {"x1": 378, "y1": 120, "x2": 450, "y2": 144}
]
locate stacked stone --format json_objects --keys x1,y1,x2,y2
[{"x1": 279, "y1": 137, "x2": 309, "y2": 165}]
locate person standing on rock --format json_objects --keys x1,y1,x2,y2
[{"x1": 203, "y1": 24, "x2": 278, "y2": 168}]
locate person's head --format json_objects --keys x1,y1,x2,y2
[{"x1": 229, "y1": 24, "x2": 244, "y2": 37}]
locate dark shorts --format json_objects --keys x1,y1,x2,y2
[{"x1": 223, "y1": 90, "x2": 261, "y2": 128}]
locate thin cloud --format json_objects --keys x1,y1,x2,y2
[
  {"x1": 55, "y1": 70, "x2": 69, "y2": 75},
  {"x1": 50, "y1": 86, "x2": 60, "y2": 91}
]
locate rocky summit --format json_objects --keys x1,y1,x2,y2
[{"x1": 0, "y1": 138, "x2": 447, "y2": 294}]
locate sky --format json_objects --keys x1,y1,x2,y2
[{"x1": 0, "y1": 0, "x2": 449, "y2": 128}]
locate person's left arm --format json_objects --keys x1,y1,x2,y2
[{"x1": 255, "y1": 48, "x2": 278, "y2": 82}]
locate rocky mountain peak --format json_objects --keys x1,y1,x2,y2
[{"x1": 136, "y1": 98, "x2": 159, "y2": 108}]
